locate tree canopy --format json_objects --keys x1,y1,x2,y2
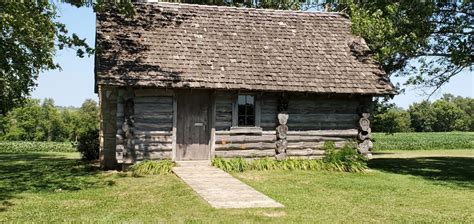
[
  {"x1": 1, "y1": 0, "x2": 472, "y2": 115},
  {"x1": 373, "y1": 94, "x2": 473, "y2": 133}
]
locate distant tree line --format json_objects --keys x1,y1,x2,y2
[
  {"x1": 373, "y1": 94, "x2": 474, "y2": 133},
  {"x1": 0, "y1": 98, "x2": 98, "y2": 142}
]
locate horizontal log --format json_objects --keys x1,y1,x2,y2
[
  {"x1": 134, "y1": 130, "x2": 173, "y2": 135},
  {"x1": 134, "y1": 89, "x2": 174, "y2": 97},
  {"x1": 216, "y1": 121, "x2": 232, "y2": 128},
  {"x1": 134, "y1": 96, "x2": 173, "y2": 104},
  {"x1": 287, "y1": 141, "x2": 346, "y2": 150},
  {"x1": 286, "y1": 136, "x2": 347, "y2": 142},
  {"x1": 135, "y1": 104, "x2": 173, "y2": 113},
  {"x1": 134, "y1": 117, "x2": 173, "y2": 124},
  {"x1": 215, "y1": 134, "x2": 276, "y2": 143},
  {"x1": 214, "y1": 149, "x2": 275, "y2": 158},
  {"x1": 216, "y1": 114, "x2": 232, "y2": 121},
  {"x1": 134, "y1": 122, "x2": 172, "y2": 131},
  {"x1": 123, "y1": 150, "x2": 172, "y2": 162},
  {"x1": 286, "y1": 149, "x2": 326, "y2": 156},
  {"x1": 134, "y1": 114, "x2": 173, "y2": 120},
  {"x1": 216, "y1": 127, "x2": 263, "y2": 135},
  {"x1": 215, "y1": 142, "x2": 276, "y2": 150},
  {"x1": 261, "y1": 129, "x2": 358, "y2": 137},
  {"x1": 288, "y1": 114, "x2": 359, "y2": 123},
  {"x1": 134, "y1": 135, "x2": 173, "y2": 143},
  {"x1": 133, "y1": 143, "x2": 173, "y2": 151}
]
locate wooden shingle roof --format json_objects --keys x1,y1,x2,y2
[{"x1": 95, "y1": 2, "x2": 396, "y2": 95}]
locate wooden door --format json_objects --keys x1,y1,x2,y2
[{"x1": 176, "y1": 90, "x2": 211, "y2": 160}]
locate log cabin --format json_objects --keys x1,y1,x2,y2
[{"x1": 95, "y1": 2, "x2": 396, "y2": 169}]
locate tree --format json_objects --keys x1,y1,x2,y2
[
  {"x1": 340, "y1": 1, "x2": 473, "y2": 95},
  {"x1": 408, "y1": 101, "x2": 436, "y2": 132},
  {"x1": 431, "y1": 99, "x2": 468, "y2": 131},
  {"x1": 1, "y1": 0, "x2": 471, "y2": 117},
  {"x1": 0, "y1": 1, "x2": 133, "y2": 116},
  {"x1": 373, "y1": 107, "x2": 412, "y2": 133},
  {"x1": 75, "y1": 99, "x2": 100, "y2": 161}
]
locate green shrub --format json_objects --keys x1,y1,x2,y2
[
  {"x1": 131, "y1": 160, "x2": 175, "y2": 177},
  {"x1": 75, "y1": 128, "x2": 99, "y2": 161},
  {"x1": 0, "y1": 141, "x2": 75, "y2": 153}
]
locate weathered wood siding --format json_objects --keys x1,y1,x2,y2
[
  {"x1": 260, "y1": 94, "x2": 278, "y2": 131},
  {"x1": 133, "y1": 93, "x2": 173, "y2": 161},
  {"x1": 213, "y1": 93, "x2": 360, "y2": 158},
  {"x1": 111, "y1": 89, "x2": 366, "y2": 163},
  {"x1": 287, "y1": 96, "x2": 360, "y2": 130},
  {"x1": 99, "y1": 85, "x2": 118, "y2": 169},
  {"x1": 215, "y1": 92, "x2": 233, "y2": 131},
  {"x1": 117, "y1": 89, "x2": 174, "y2": 163}
]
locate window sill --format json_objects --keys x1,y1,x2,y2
[{"x1": 229, "y1": 126, "x2": 263, "y2": 135}]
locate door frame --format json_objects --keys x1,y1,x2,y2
[{"x1": 171, "y1": 89, "x2": 215, "y2": 161}]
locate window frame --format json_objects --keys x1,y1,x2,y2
[{"x1": 232, "y1": 93, "x2": 261, "y2": 128}]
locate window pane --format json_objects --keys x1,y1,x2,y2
[
  {"x1": 246, "y1": 105, "x2": 254, "y2": 116},
  {"x1": 238, "y1": 95, "x2": 246, "y2": 105},
  {"x1": 246, "y1": 95, "x2": 254, "y2": 105},
  {"x1": 238, "y1": 105, "x2": 245, "y2": 115},
  {"x1": 237, "y1": 94, "x2": 256, "y2": 126},
  {"x1": 246, "y1": 116, "x2": 255, "y2": 126},
  {"x1": 238, "y1": 116, "x2": 246, "y2": 126}
]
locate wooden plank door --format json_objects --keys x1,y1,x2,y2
[{"x1": 176, "y1": 90, "x2": 211, "y2": 160}]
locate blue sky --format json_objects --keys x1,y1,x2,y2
[{"x1": 32, "y1": 4, "x2": 473, "y2": 108}]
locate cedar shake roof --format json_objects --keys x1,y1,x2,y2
[{"x1": 95, "y1": 2, "x2": 396, "y2": 95}]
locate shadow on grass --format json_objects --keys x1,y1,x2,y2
[
  {"x1": 0, "y1": 153, "x2": 111, "y2": 212},
  {"x1": 369, "y1": 157, "x2": 474, "y2": 189}
]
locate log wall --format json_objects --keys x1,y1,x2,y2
[
  {"x1": 108, "y1": 88, "x2": 369, "y2": 165},
  {"x1": 287, "y1": 97, "x2": 360, "y2": 130},
  {"x1": 99, "y1": 85, "x2": 118, "y2": 169},
  {"x1": 117, "y1": 89, "x2": 174, "y2": 164},
  {"x1": 213, "y1": 92, "x2": 361, "y2": 158}
]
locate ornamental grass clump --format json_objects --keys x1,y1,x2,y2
[
  {"x1": 131, "y1": 160, "x2": 175, "y2": 177},
  {"x1": 211, "y1": 157, "x2": 249, "y2": 173},
  {"x1": 212, "y1": 141, "x2": 367, "y2": 173},
  {"x1": 323, "y1": 141, "x2": 368, "y2": 173}
]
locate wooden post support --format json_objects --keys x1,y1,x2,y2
[
  {"x1": 99, "y1": 85, "x2": 118, "y2": 170},
  {"x1": 357, "y1": 97, "x2": 373, "y2": 158},
  {"x1": 275, "y1": 94, "x2": 289, "y2": 160}
]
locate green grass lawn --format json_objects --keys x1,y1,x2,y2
[{"x1": 1, "y1": 150, "x2": 473, "y2": 223}]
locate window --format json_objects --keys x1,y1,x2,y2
[{"x1": 237, "y1": 95, "x2": 255, "y2": 126}]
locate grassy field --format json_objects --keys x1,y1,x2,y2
[
  {"x1": 372, "y1": 132, "x2": 474, "y2": 151},
  {"x1": 0, "y1": 150, "x2": 473, "y2": 223}
]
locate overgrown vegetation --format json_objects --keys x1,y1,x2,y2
[
  {"x1": 0, "y1": 141, "x2": 75, "y2": 153},
  {"x1": 130, "y1": 160, "x2": 175, "y2": 177},
  {"x1": 372, "y1": 132, "x2": 474, "y2": 151},
  {"x1": 212, "y1": 142, "x2": 367, "y2": 173}
]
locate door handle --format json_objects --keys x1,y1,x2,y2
[{"x1": 194, "y1": 122, "x2": 205, "y2": 127}]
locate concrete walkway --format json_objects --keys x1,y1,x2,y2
[{"x1": 172, "y1": 161, "x2": 284, "y2": 209}]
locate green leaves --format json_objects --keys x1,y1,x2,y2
[
  {"x1": 131, "y1": 160, "x2": 175, "y2": 177},
  {"x1": 347, "y1": 1, "x2": 473, "y2": 94},
  {"x1": 0, "y1": 1, "x2": 94, "y2": 115}
]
